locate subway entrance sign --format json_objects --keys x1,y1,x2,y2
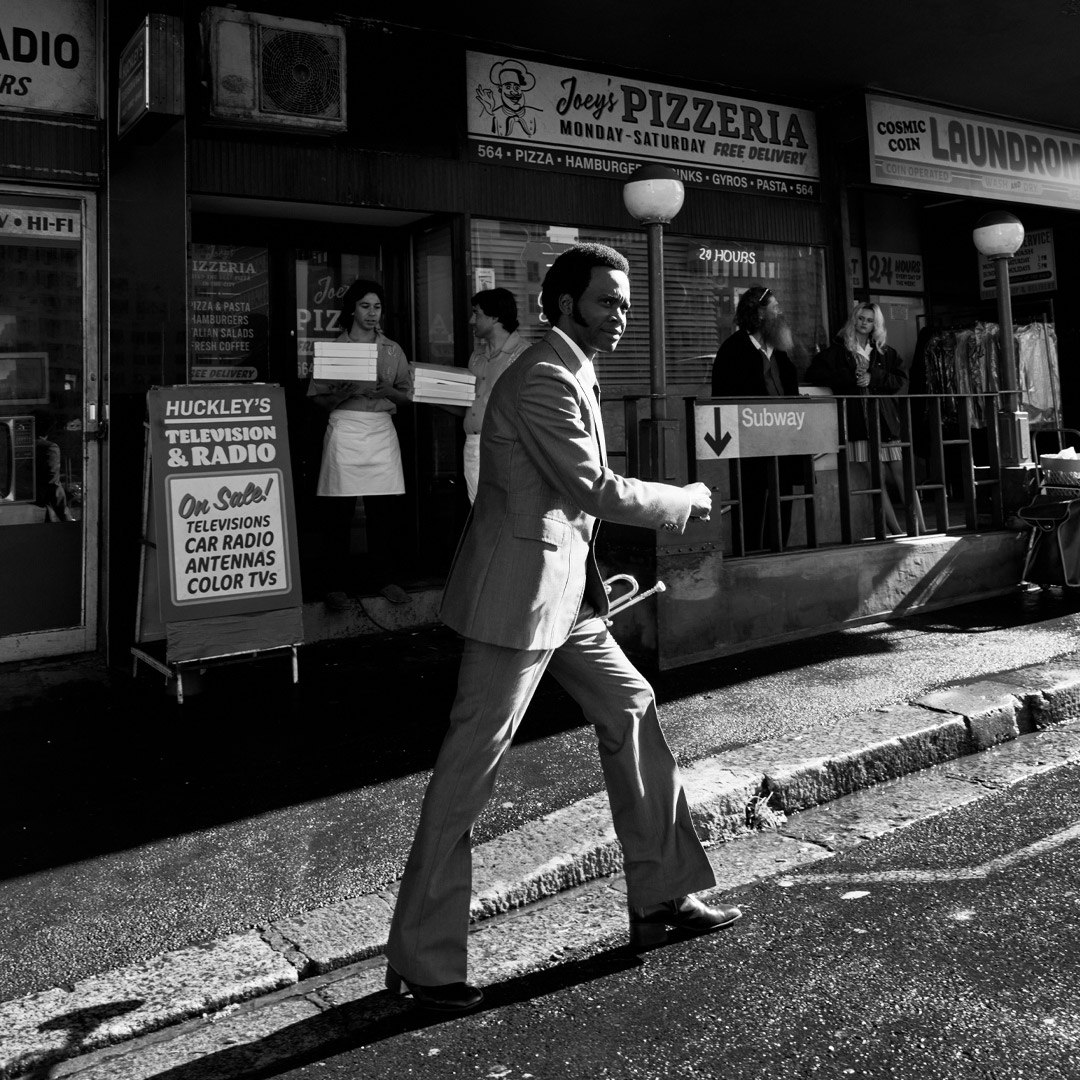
[{"x1": 694, "y1": 397, "x2": 838, "y2": 459}]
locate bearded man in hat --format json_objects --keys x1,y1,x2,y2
[{"x1": 711, "y1": 285, "x2": 803, "y2": 552}]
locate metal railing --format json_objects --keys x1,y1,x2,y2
[{"x1": 614, "y1": 391, "x2": 1010, "y2": 557}]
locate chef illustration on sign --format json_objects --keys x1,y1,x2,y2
[{"x1": 476, "y1": 59, "x2": 540, "y2": 137}]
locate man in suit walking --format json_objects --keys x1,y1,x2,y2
[{"x1": 385, "y1": 243, "x2": 741, "y2": 1012}]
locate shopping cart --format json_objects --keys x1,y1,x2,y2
[{"x1": 1018, "y1": 429, "x2": 1080, "y2": 588}]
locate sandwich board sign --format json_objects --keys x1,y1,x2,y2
[{"x1": 133, "y1": 383, "x2": 303, "y2": 698}]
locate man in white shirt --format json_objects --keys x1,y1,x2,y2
[{"x1": 462, "y1": 288, "x2": 529, "y2": 502}]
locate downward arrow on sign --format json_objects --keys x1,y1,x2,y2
[{"x1": 702, "y1": 406, "x2": 731, "y2": 456}]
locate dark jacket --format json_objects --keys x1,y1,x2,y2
[
  {"x1": 805, "y1": 337, "x2": 906, "y2": 442},
  {"x1": 710, "y1": 329, "x2": 804, "y2": 497},
  {"x1": 711, "y1": 330, "x2": 799, "y2": 399}
]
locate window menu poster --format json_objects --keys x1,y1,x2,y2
[
  {"x1": 146, "y1": 384, "x2": 302, "y2": 623},
  {"x1": 188, "y1": 245, "x2": 269, "y2": 383}
]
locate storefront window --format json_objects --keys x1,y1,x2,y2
[
  {"x1": 470, "y1": 219, "x2": 647, "y2": 389},
  {"x1": 470, "y1": 219, "x2": 828, "y2": 393},
  {"x1": 188, "y1": 244, "x2": 270, "y2": 383},
  {"x1": 0, "y1": 193, "x2": 88, "y2": 637},
  {"x1": 666, "y1": 236, "x2": 829, "y2": 385},
  {"x1": 414, "y1": 224, "x2": 455, "y2": 367}
]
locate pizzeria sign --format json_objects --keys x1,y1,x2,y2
[{"x1": 467, "y1": 51, "x2": 820, "y2": 200}]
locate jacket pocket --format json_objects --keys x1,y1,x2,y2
[{"x1": 512, "y1": 514, "x2": 570, "y2": 549}]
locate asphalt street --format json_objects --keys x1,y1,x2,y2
[
  {"x1": 4, "y1": 588, "x2": 1080, "y2": 1005},
  {"x1": 261, "y1": 763, "x2": 1080, "y2": 1080}
]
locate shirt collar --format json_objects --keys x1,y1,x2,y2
[
  {"x1": 552, "y1": 325, "x2": 597, "y2": 387},
  {"x1": 748, "y1": 331, "x2": 773, "y2": 360},
  {"x1": 482, "y1": 329, "x2": 520, "y2": 359}
]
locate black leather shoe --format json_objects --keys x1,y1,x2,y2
[
  {"x1": 628, "y1": 894, "x2": 742, "y2": 950},
  {"x1": 385, "y1": 963, "x2": 484, "y2": 1012}
]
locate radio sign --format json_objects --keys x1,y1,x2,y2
[
  {"x1": 695, "y1": 398, "x2": 838, "y2": 460},
  {"x1": 0, "y1": 205, "x2": 80, "y2": 241},
  {"x1": 147, "y1": 384, "x2": 303, "y2": 623},
  {"x1": 0, "y1": 0, "x2": 97, "y2": 117}
]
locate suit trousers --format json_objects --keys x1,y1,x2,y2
[{"x1": 385, "y1": 613, "x2": 716, "y2": 985}]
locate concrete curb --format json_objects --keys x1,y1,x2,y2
[{"x1": 4, "y1": 653, "x2": 1080, "y2": 1079}]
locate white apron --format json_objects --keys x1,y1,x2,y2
[{"x1": 317, "y1": 410, "x2": 404, "y2": 496}]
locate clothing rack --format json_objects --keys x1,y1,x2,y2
[{"x1": 912, "y1": 304, "x2": 1060, "y2": 431}]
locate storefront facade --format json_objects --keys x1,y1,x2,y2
[
  {"x1": 123, "y1": 3, "x2": 839, "y2": 668},
  {"x1": 4, "y1": 2, "x2": 1077, "y2": 667},
  {"x1": 837, "y1": 92, "x2": 1076, "y2": 433},
  {"x1": 0, "y1": 0, "x2": 104, "y2": 662}
]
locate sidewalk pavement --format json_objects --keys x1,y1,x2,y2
[{"x1": 4, "y1": 651, "x2": 1080, "y2": 1079}]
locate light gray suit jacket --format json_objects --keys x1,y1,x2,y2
[{"x1": 440, "y1": 330, "x2": 693, "y2": 651}]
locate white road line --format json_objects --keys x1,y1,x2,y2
[{"x1": 789, "y1": 820, "x2": 1080, "y2": 886}]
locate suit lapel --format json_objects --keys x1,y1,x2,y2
[
  {"x1": 546, "y1": 331, "x2": 608, "y2": 468},
  {"x1": 588, "y1": 382, "x2": 608, "y2": 469}
]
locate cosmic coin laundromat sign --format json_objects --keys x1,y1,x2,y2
[{"x1": 146, "y1": 384, "x2": 302, "y2": 622}]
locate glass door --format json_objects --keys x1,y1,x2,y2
[
  {"x1": 413, "y1": 219, "x2": 470, "y2": 571},
  {"x1": 0, "y1": 189, "x2": 100, "y2": 658}
]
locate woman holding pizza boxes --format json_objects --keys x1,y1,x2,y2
[{"x1": 308, "y1": 279, "x2": 413, "y2": 610}]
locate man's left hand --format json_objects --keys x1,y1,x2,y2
[{"x1": 684, "y1": 482, "x2": 712, "y2": 520}]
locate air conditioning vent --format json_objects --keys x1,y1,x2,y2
[
  {"x1": 259, "y1": 27, "x2": 342, "y2": 117},
  {"x1": 204, "y1": 7, "x2": 346, "y2": 133}
]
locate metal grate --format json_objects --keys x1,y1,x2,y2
[{"x1": 259, "y1": 28, "x2": 342, "y2": 118}]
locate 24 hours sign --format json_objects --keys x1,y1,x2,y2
[{"x1": 147, "y1": 384, "x2": 302, "y2": 622}]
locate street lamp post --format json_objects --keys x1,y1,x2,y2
[
  {"x1": 972, "y1": 210, "x2": 1031, "y2": 473},
  {"x1": 623, "y1": 163, "x2": 684, "y2": 480}
]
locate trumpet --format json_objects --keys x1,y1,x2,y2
[{"x1": 602, "y1": 573, "x2": 667, "y2": 624}]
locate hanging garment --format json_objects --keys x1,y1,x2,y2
[
  {"x1": 920, "y1": 329, "x2": 961, "y2": 433},
  {"x1": 1016, "y1": 322, "x2": 1060, "y2": 429}
]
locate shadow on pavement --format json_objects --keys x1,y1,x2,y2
[
  {"x1": 15, "y1": 999, "x2": 144, "y2": 1080},
  {"x1": 655, "y1": 586, "x2": 1080, "y2": 705},
  {"x1": 132, "y1": 949, "x2": 645, "y2": 1080},
  {"x1": 5, "y1": 588, "x2": 1079, "y2": 883},
  {"x1": 1, "y1": 626, "x2": 589, "y2": 881}
]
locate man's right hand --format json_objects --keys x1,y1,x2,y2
[{"x1": 683, "y1": 482, "x2": 712, "y2": 519}]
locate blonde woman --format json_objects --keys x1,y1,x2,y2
[{"x1": 808, "y1": 302, "x2": 925, "y2": 535}]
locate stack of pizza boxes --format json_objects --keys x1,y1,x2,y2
[
  {"x1": 312, "y1": 341, "x2": 378, "y2": 384},
  {"x1": 411, "y1": 363, "x2": 477, "y2": 406}
]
